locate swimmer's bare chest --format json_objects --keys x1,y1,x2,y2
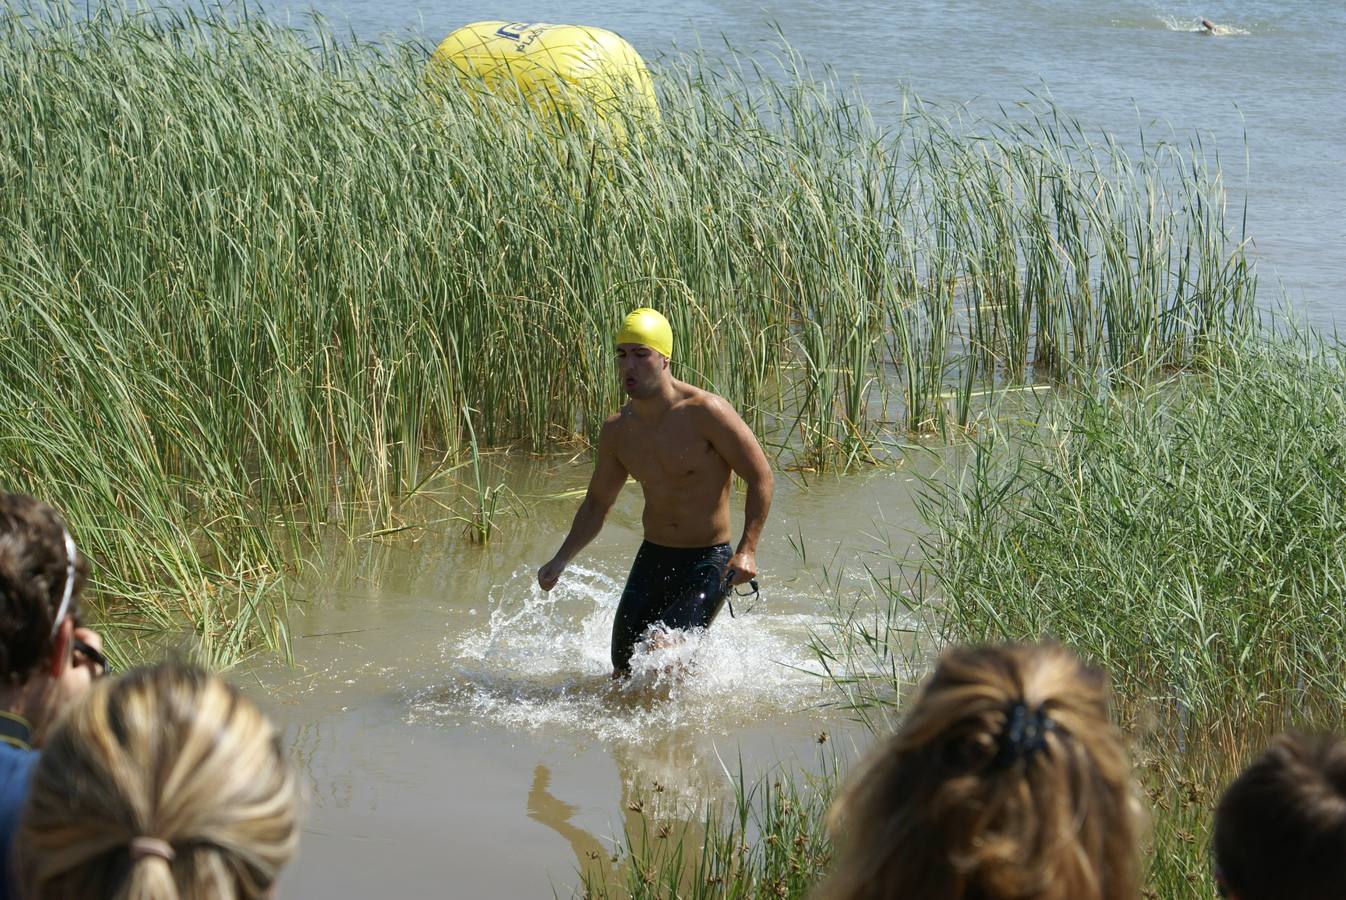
[{"x1": 613, "y1": 408, "x2": 732, "y2": 547}]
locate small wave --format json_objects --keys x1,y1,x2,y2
[
  {"x1": 409, "y1": 564, "x2": 834, "y2": 743},
  {"x1": 1160, "y1": 15, "x2": 1250, "y2": 36}
]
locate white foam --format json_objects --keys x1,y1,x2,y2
[
  {"x1": 409, "y1": 564, "x2": 834, "y2": 743},
  {"x1": 1160, "y1": 15, "x2": 1250, "y2": 35}
]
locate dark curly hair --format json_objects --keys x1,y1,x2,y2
[
  {"x1": 0, "y1": 493, "x2": 88, "y2": 683},
  {"x1": 1214, "y1": 731, "x2": 1346, "y2": 900}
]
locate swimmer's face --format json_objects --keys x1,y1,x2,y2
[{"x1": 616, "y1": 343, "x2": 667, "y2": 398}]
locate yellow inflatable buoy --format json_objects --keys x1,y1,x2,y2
[{"x1": 427, "y1": 21, "x2": 660, "y2": 141}]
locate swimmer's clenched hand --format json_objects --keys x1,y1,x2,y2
[
  {"x1": 725, "y1": 551, "x2": 758, "y2": 586},
  {"x1": 538, "y1": 556, "x2": 567, "y2": 591}
]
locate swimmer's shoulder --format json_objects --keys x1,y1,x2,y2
[
  {"x1": 595, "y1": 411, "x2": 638, "y2": 472},
  {"x1": 674, "y1": 383, "x2": 741, "y2": 425},
  {"x1": 603, "y1": 408, "x2": 638, "y2": 446},
  {"x1": 598, "y1": 409, "x2": 632, "y2": 444}
]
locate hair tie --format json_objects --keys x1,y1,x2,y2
[
  {"x1": 992, "y1": 701, "x2": 1054, "y2": 768},
  {"x1": 129, "y1": 837, "x2": 175, "y2": 863}
]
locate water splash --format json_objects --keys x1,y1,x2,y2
[
  {"x1": 409, "y1": 564, "x2": 833, "y2": 743},
  {"x1": 1160, "y1": 15, "x2": 1250, "y2": 35}
]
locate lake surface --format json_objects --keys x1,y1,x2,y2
[{"x1": 223, "y1": 1, "x2": 1345, "y2": 894}]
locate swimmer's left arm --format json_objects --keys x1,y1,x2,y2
[{"x1": 702, "y1": 397, "x2": 774, "y2": 586}]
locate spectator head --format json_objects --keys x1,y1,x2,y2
[
  {"x1": 1213, "y1": 731, "x2": 1346, "y2": 900},
  {"x1": 0, "y1": 493, "x2": 92, "y2": 737},
  {"x1": 820, "y1": 642, "x2": 1141, "y2": 900},
  {"x1": 18, "y1": 662, "x2": 299, "y2": 899}
]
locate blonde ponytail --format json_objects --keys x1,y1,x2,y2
[
  {"x1": 124, "y1": 853, "x2": 181, "y2": 900},
  {"x1": 818, "y1": 643, "x2": 1142, "y2": 900},
  {"x1": 17, "y1": 663, "x2": 298, "y2": 899}
]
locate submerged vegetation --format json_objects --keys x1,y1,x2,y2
[{"x1": 0, "y1": 3, "x2": 1254, "y2": 658}]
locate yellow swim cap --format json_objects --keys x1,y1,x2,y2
[{"x1": 615, "y1": 308, "x2": 673, "y2": 359}]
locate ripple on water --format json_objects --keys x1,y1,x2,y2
[{"x1": 407, "y1": 565, "x2": 834, "y2": 744}]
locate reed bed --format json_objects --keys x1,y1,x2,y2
[
  {"x1": 0, "y1": 2, "x2": 1254, "y2": 656},
  {"x1": 918, "y1": 331, "x2": 1346, "y2": 725},
  {"x1": 817, "y1": 329, "x2": 1346, "y2": 896}
]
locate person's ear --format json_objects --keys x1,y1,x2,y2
[{"x1": 47, "y1": 616, "x2": 73, "y2": 679}]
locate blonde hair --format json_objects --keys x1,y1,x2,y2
[
  {"x1": 18, "y1": 663, "x2": 299, "y2": 899},
  {"x1": 819, "y1": 643, "x2": 1141, "y2": 900}
]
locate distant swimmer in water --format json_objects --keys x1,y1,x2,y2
[
  {"x1": 537, "y1": 308, "x2": 773, "y2": 677},
  {"x1": 1201, "y1": 18, "x2": 1230, "y2": 36}
]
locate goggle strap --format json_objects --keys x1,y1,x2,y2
[{"x1": 50, "y1": 528, "x2": 76, "y2": 639}]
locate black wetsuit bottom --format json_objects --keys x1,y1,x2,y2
[{"x1": 611, "y1": 540, "x2": 733, "y2": 675}]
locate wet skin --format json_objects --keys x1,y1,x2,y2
[{"x1": 537, "y1": 344, "x2": 773, "y2": 594}]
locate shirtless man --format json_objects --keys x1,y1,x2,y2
[{"x1": 537, "y1": 308, "x2": 774, "y2": 676}]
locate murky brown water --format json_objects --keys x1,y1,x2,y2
[{"x1": 239, "y1": 455, "x2": 933, "y2": 897}]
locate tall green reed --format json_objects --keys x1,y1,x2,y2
[{"x1": 914, "y1": 332, "x2": 1346, "y2": 725}]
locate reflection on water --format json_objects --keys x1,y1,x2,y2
[
  {"x1": 528, "y1": 763, "x2": 614, "y2": 884},
  {"x1": 529, "y1": 727, "x2": 728, "y2": 895}
]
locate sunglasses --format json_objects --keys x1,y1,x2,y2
[{"x1": 72, "y1": 637, "x2": 110, "y2": 678}]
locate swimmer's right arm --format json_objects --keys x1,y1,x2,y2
[{"x1": 538, "y1": 421, "x2": 627, "y2": 591}]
